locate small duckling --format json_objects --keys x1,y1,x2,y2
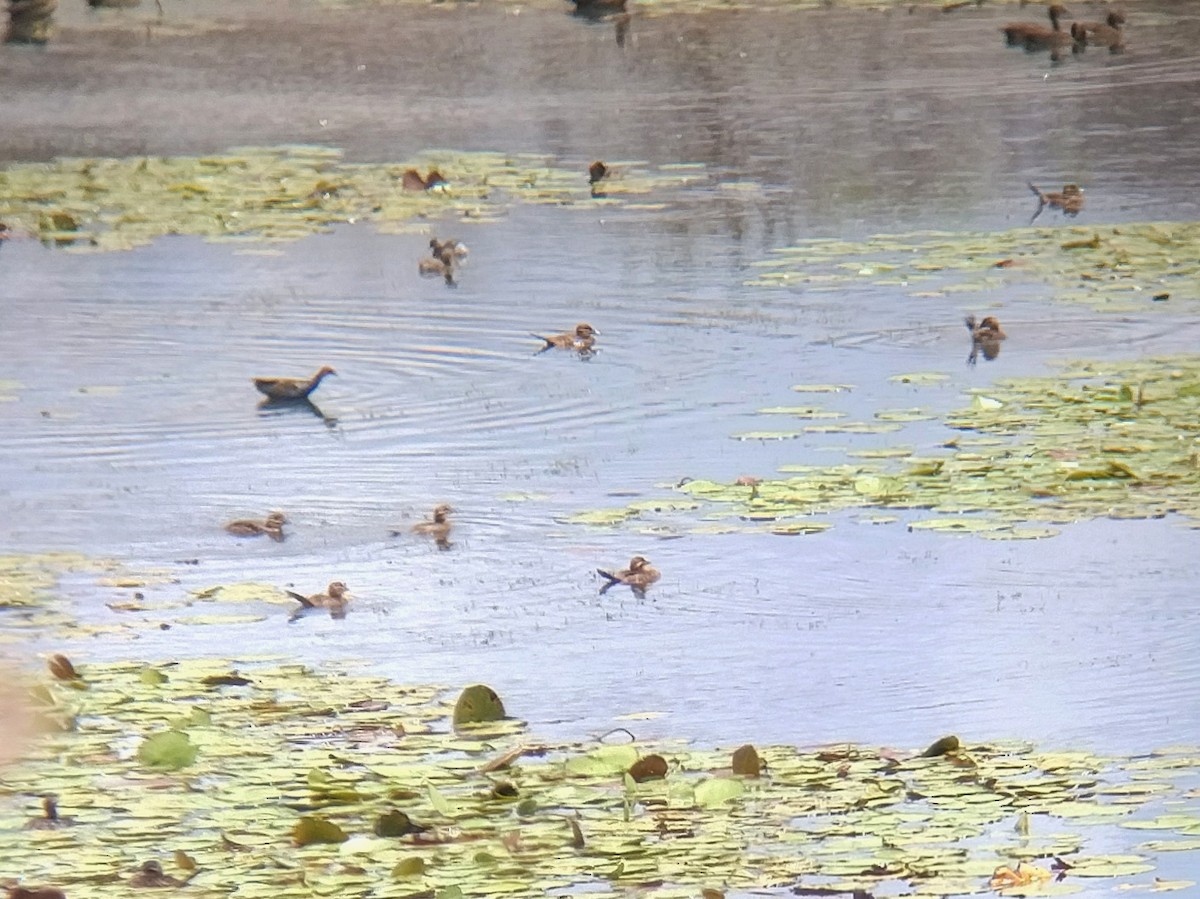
[
  {"x1": 129, "y1": 861, "x2": 185, "y2": 889},
  {"x1": 401, "y1": 168, "x2": 448, "y2": 192},
  {"x1": 532, "y1": 323, "x2": 598, "y2": 355},
  {"x1": 1028, "y1": 182, "x2": 1084, "y2": 223},
  {"x1": 1002, "y1": 4, "x2": 1067, "y2": 45},
  {"x1": 7, "y1": 887, "x2": 67, "y2": 899},
  {"x1": 418, "y1": 248, "x2": 456, "y2": 286},
  {"x1": 224, "y1": 511, "x2": 286, "y2": 541},
  {"x1": 965, "y1": 315, "x2": 1007, "y2": 366},
  {"x1": 253, "y1": 366, "x2": 336, "y2": 401},
  {"x1": 409, "y1": 504, "x2": 453, "y2": 550},
  {"x1": 429, "y1": 237, "x2": 469, "y2": 260},
  {"x1": 1081, "y1": 10, "x2": 1125, "y2": 50},
  {"x1": 1002, "y1": 3, "x2": 1068, "y2": 46},
  {"x1": 286, "y1": 581, "x2": 350, "y2": 621},
  {"x1": 597, "y1": 555, "x2": 661, "y2": 599},
  {"x1": 24, "y1": 796, "x2": 75, "y2": 830}
]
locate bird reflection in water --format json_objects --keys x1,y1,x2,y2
[
  {"x1": 256, "y1": 396, "x2": 338, "y2": 429},
  {"x1": 965, "y1": 315, "x2": 1007, "y2": 366}
]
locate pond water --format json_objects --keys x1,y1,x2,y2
[{"x1": 2, "y1": 0, "x2": 1200, "y2": 760}]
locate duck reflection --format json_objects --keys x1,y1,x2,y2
[
  {"x1": 256, "y1": 396, "x2": 338, "y2": 428},
  {"x1": 965, "y1": 315, "x2": 1006, "y2": 366}
]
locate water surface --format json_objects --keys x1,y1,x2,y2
[{"x1": 2, "y1": 0, "x2": 1199, "y2": 757}]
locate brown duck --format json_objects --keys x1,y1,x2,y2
[
  {"x1": 571, "y1": 0, "x2": 627, "y2": 14},
  {"x1": 402, "y1": 169, "x2": 448, "y2": 192},
  {"x1": 598, "y1": 555, "x2": 661, "y2": 598},
  {"x1": 7, "y1": 888, "x2": 67, "y2": 899},
  {"x1": 224, "y1": 511, "x2": 286, "y2": 540},
  {"x1": 1029, "y1": 182, "x2": 1084, "y2": 223},
  {"x1": 408, "y1": 504, "x2": 453, "y2": 550},
  {"x1": 253, "y1": 366, "x2": 336, "y2": 401},
  {"x1": 129, "y1": 861, "x2": 185, "y2": 889},
  {"x1": 532, "y1": 323, "x2": 598, "y2": 354},
  {"x1": 24, "y1": 796, "x2": 75, "y2": 830},
  {"x1": 286, "y1": 581, "x2": 350, "y2": 620},
  {"x1": 429, "y1": 237, "x2": 469, "y2": 260},
  {"x1": 965, "y1": 315, "x2": 1007, "y2": 365},
  {"x1": 1002, "y1": 4, "x2": 1068, "y2": 45},
  {"x1": 1081, "y1": 10, "x2": 1125, "y2": 50},
  {"x1": 588, "y1": 161, "x2": 609, "y2": 185},
  {"x1": 418, "y1": 248, "x2": 456, "y2": 285}
]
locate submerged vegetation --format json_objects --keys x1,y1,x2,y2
[
  {"x1": 0, "y1": 147, "x2": 704, "y2": 252},
  {"x1": 1, "y1": 658, "x2": 1198, "y2": 897},
  {"x1": 567, "y1": 355, "x2": 1200, "y2": 538},
  {"x1": 746, "y1": 222, "x2": 1200, "y2": 313}
]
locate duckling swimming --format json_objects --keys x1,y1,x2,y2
[
  {"x1": 286, "y1": 581, "x2": 350, "y2": 621},
  {"x1": 429, "y1": 237, "x2": 469, "y2": 260},
  {"x1": 418, "y1": 248, "x2": 456, "y2": 286},
  {"x1": 408, "y1": 504, "x2": 453, "y2": 550},
  {"x1": 965, "y1": 315, "x2": 1007, "y2": 366},
  {"x1": 1028, "y1": 182, "x2": 1084, "y2": 223},
  {"x1": 1002, "y1": 4, "x2": 1068, "y2": 46},
  {"x1": 24, "y1": 796, "x2": 75, "y2": 830},
  {"x1": 7, "y1": 887, "x2": 67, "y2": 899},
  {"x1": 532, "y1": 323, "x2": 598, "y2": 355},
  {"x1": 129, "y1": 861, "x2": 185, "y2": 889},
  {"x1": 1081, "y1": 10, "x2": 1125, "y2": 50},
  {"x1": 224, "y1": 511, "x2": 286, "y2": 541},
  {"x1": 597, "y1": 555, "x2": 661, "y2": 599},
  {"x1": 253, "y1": 366, "x2": 336, "y2": 401}
]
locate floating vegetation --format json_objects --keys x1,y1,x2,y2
[
  {"x1": 2, "y1": 660, "x2": 1199, "y2": 897},
  {"x1": 746, "y1": 222, "x2": 1200, "y2": 312},
  {"x1": 0, "y1": 147, "x2": 705, "y2": 253},
  {"x1": 568, "y1": 355, "x2": 1200, "y2": 538}
]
